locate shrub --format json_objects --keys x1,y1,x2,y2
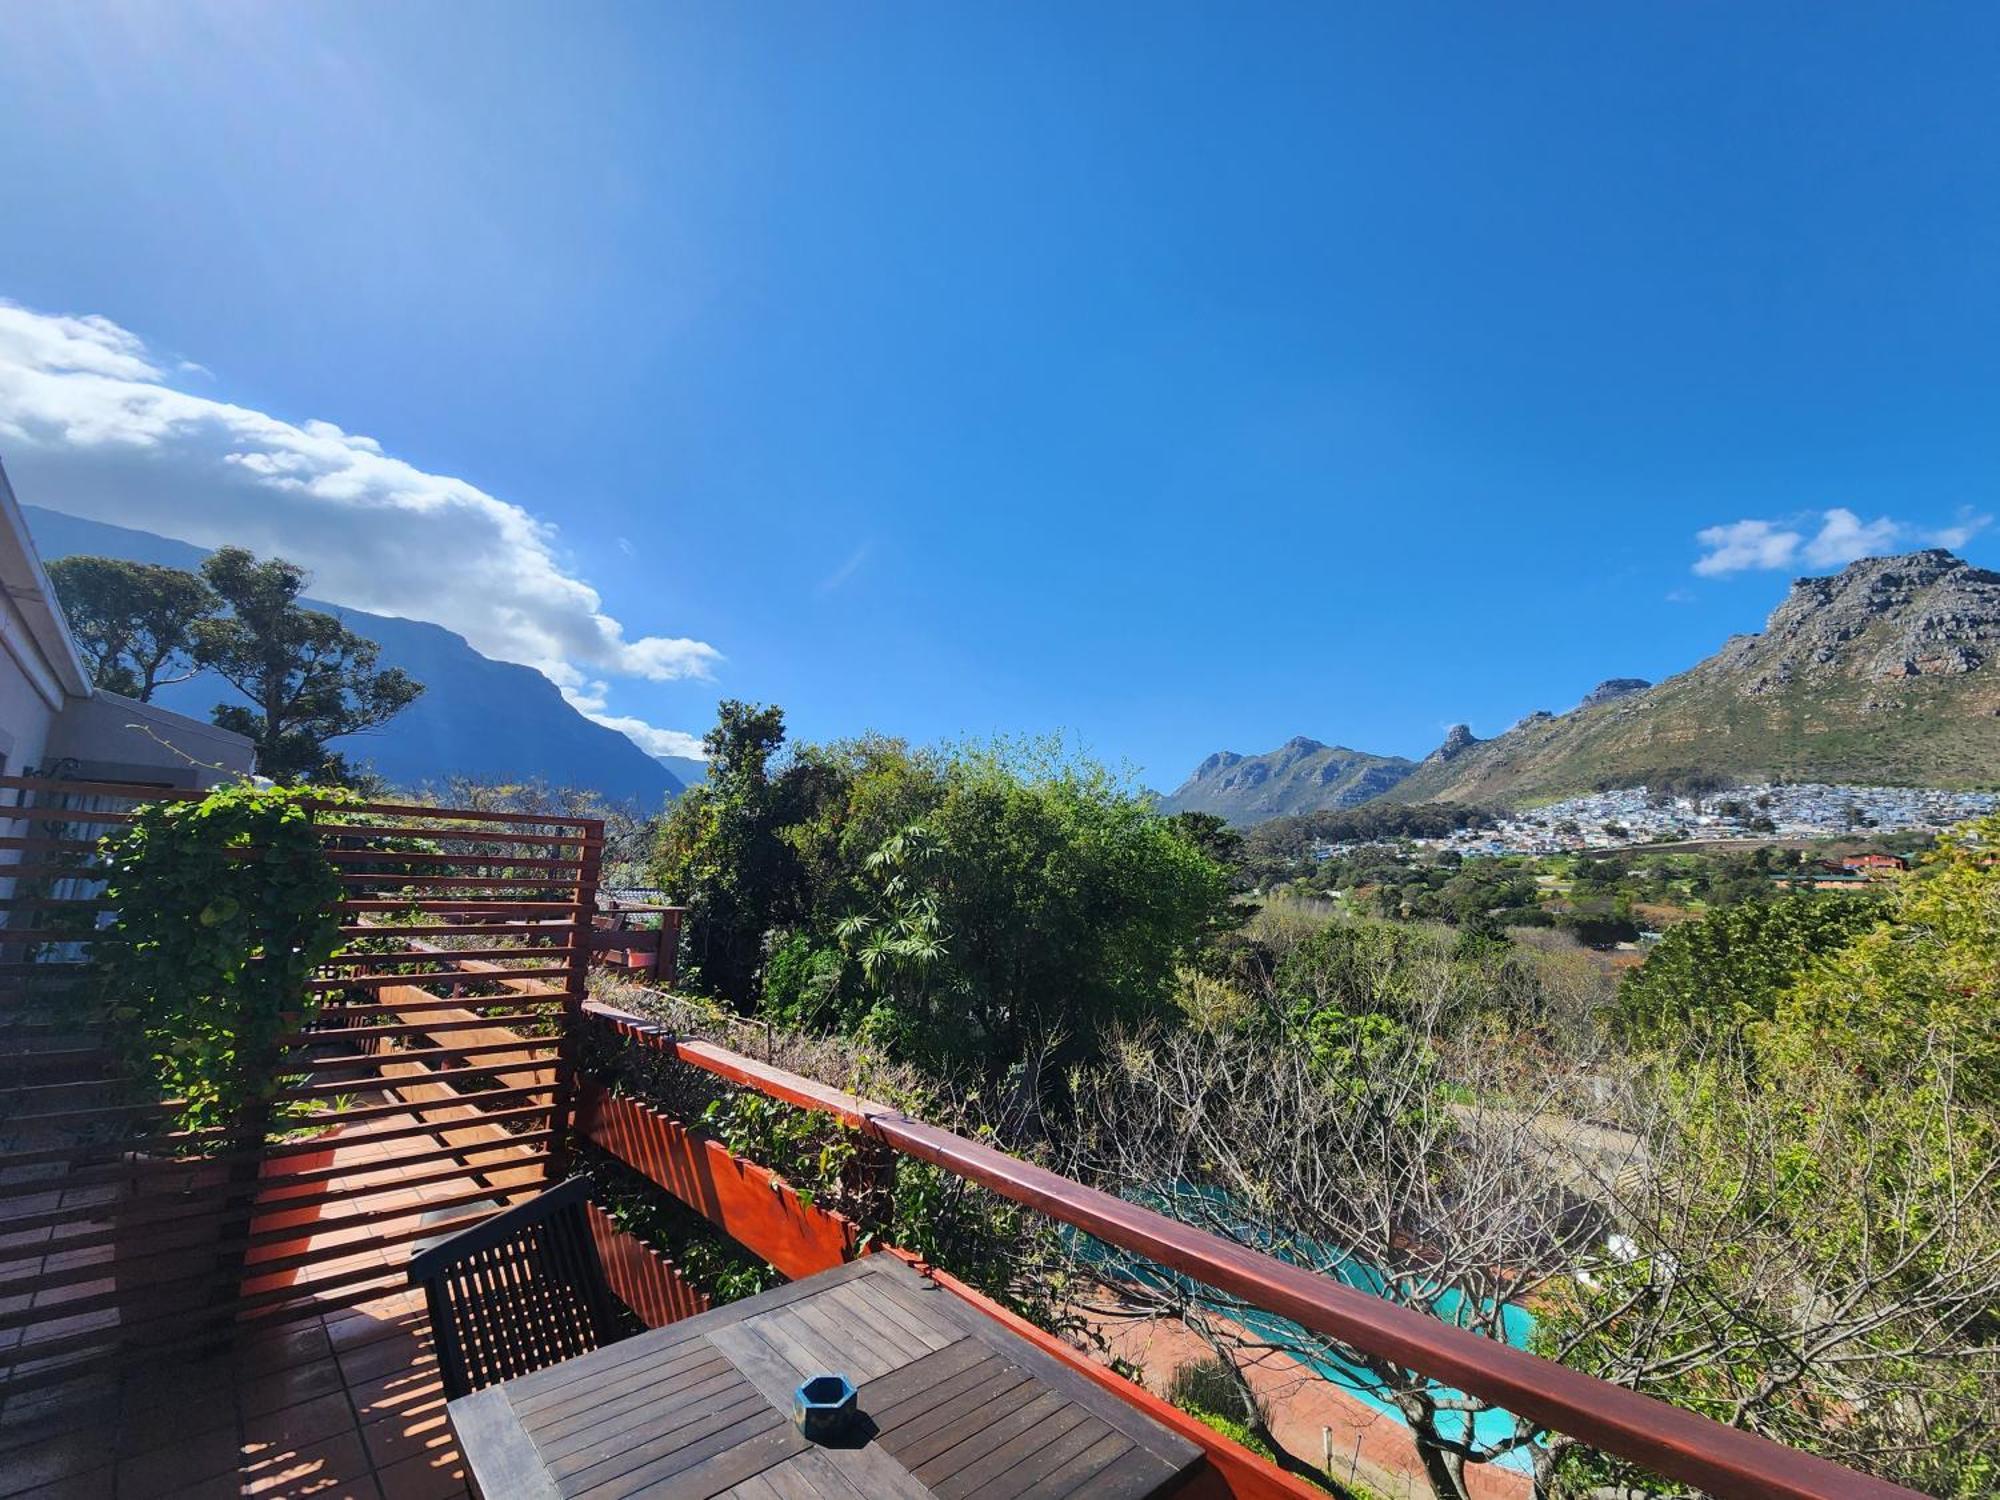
[{"x1": 96, "y1": 782, "x2": 348, "y2": 1137}]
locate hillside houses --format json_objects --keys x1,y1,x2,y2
[{"x1": 1311, "y1": 782, "x2": 1996, "y2": 862}]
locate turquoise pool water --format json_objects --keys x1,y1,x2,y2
[
  {"x1": 1225, "y1": 1256, "x2": 1538, "y2": 1470},
  {"x1": 1076, "y1": 1207, "x2": 1541, "y2": 1472}
]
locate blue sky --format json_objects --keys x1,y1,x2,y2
[{"x1": 1, "y1": 3, "x2": 1996, "y2": 785}]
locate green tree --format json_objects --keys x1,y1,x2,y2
[
  {"x1": 46, "y1": 555, "x2": 216, "y2": 700},
  {"x1": 658, "y1": 715, "x2": 1234, "y2": 1075},
  {"x1": 1537, "y1": 1047, "x2": 1999, "y2": 1499},
  {"x1": 191, "y1": 547, "x2": 421, "y2": 783},
  {"x1": 1163, "y1": 811, "x2": 1245, "y2": 874},
  {"x1": 894, "y1": 745, "x2": 1232, "y2": 1071},
  {"x1": 1770, "y1": 816, "x2": 2000, "y2": 1105},
  {"x1": 1616, "y1": 890, "x2": 1881, "y2": 1047},
  {"x1": 1545, "y1": 833, "x2": 2000, "y2": 1496},
  {"x1": 650, "y1": 701, "x2": 808, "y2": 1004}
]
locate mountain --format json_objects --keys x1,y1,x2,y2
[
  {"x1": 1388, "y1": 550, "x2": 2000, "y2": 807},
  {"x1": 23, "y1": 506, "x2": 685, "y2": 809},
  {"x1": 1159, "y1": 736, "x2": 1416, "y2": 824},
  {"x1": 1579, "y1": 677, "x2": 1651, "y2": 709},
  {"x1": 656, "y1": 755, "x2": 708, "y2": 788}
]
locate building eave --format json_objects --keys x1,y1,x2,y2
[{"x1": 0, "y1": 457, "x2": 95, "y2": 704}]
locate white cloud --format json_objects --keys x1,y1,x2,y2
[
  {"x1": 1692, "y1": 519, "x2": 1802, "y2": 576},
  {"x1": 1694, "y1": 506, "x2": 1993, "y2": 576},
  {"x1": 581, "y1": 714, "x2": 708, "y2": 761},
  {"x1": 557, "y1": 680, "x2": 706, "y2": 763},
  {"x1": 1926, "y1": 510, "x2": 1993, "y2": 550},
  {"x1": 1802, "y1": 507, "x2": 1901, "y2": 568},
  {"x1": 0, "y1": 299, "x2": 714, "y2": 755}
]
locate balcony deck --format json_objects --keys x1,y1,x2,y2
[
  {"x1": 0, "y1": 776, "x2": 1934, "y2": 1500},
  {"x1": 0, "y1": 1283, "x2": 459, "y2": 1500},
  {"x1": 0, "y1": 1123, "x2": 472, "y2": 1500}
]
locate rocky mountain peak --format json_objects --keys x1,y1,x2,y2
[
  {"x1": 1740, "y1": 550, "x2": 2000, "y2": 690},
  {"x1": 1580, "y1": 677, "x2": 1650, "y2": 709},
  {"x1": 1162, "y1": 738, "x2": 1416, "y2": 823},
  {"x1": 1427, "y1": 723, "x2": 1479, "y2": 762}
]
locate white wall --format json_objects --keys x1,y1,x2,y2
[{"x1": 0, "y1": 559, "x2": 64, "y2": 781}]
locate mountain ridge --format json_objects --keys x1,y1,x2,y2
[
  {"x1": 1158, "y1": 736, "x2": 1415, "y2": 824},
  {"x1": 1168, "y1": 551, "x2": 2000, "y2": 823},
  {"x1": 1386, "y1": 550, "x2": 2000, "y2": 807}
]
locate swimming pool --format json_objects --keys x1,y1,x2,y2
[{"x1": 1075, "y1": 1202, "x2": 1541, "y2": 1472}]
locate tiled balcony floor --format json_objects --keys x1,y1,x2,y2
[
  {"x1": 0, "y1": 1111, "x2": 543, "y2": 1500},
  {"x1": 0, "y1": 1284, "x2": 466, "y2": 1500}
]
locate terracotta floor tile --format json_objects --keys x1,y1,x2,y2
[
  {"x1": 241, "y1": 1391, "x2": 357, "y2": 1462},
  {"x1": 370, "y1": 1452, "x2": 467, "y2": 1500},
  {"x1": 352, "y1": 1291, "x2": 422, "y2": 1318},
  {"x1": 357, "y1": 1405, "x2": 455, "y2": 1474},
  {"x1": 155, "y1": 1477, "x2": 242, "y2": 1500},
  {"x1": 113, "y1": 1425, "x2": 243, "y2": 1500},
  {"x1": 1, "y1": 1370, "x2": 117, "y2": 1420},
  {"x1": 342, "y1": 1369, "x2": 441, "y2": 1433},
  {"x1": 238, "y1": 1359, "x2": 345, "y2": 1419},
  {"x1": 118, "y1": 1394, "x2": 236, "y2": 1458},
  {"x1": 239, "y1": 1430, "x2": 378, "y2": 1499},
  {"x1": 14, "y1": 1308, "x2": 115, "y2": 1345},
  {"x1": 0, "y1": 1386, "x2": 114, "y2": 1456},
  {"x1": 0, "y1": 1409, "x2": 88, "y2": 1462},
  {"x1": 6, "y1": 1466, "x2": 113, "y2": 1500},
  {"x1": 120, "y1": 1356, "x2": 237, "y2": 1417},
  {"x1": 0, "y1": 1427, "x2": 109, "y2": 1496},
  {"x1": 321, "y1": 1315, "x2": 408, "y2": 1357},
  {"x1": 22, "y1": 1280, "x2": 114, "y2": 1314},
  {"x1": 237, "y1": 1324, "x2": 333, "y2": 1378},
  {"x1": 333, "y1": 1336, "x2": 428, "y2": 1390},
  {"x1": 33, "y1": 1248, "x2": 109, "y2": 1277},
  {"x1": 304, "y1": 1256, "x2": 390, "y2": 1286}
]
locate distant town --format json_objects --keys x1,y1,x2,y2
[{"x1": 1313, "y1": 783, "x2": 2000, "y2": 860}]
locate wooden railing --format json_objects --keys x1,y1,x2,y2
[
  {"x1": 592, "y1": 898, "x2": 683, "y2": 986},
  {"x1": 576, "y1": 1004, "x2": 1926, "y2": 1500}
]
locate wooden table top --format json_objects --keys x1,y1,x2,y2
[{"x1": 448, "y1": 1254, "x2": 1203, "y2": 1500}]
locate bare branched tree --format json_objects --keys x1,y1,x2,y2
[
  {"x1": 1071, "y1": 996, "x2": 2000, "y2": 1499},
  {"x1": 1072, "y1": 985, "x2": 1628, "y2": 1500},
  {"x1": 1539, "y1": 1039, "x2": 2000, "y2": 1498}
]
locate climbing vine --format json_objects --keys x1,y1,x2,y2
[{"x1": 97, "y1": 782, "x2": 352, "y2": 1136}]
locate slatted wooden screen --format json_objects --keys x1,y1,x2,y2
[{"x1": 0, "y1": 773, "x2": 601, "y2": 1395}]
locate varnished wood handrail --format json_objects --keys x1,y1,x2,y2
[{"x1": 581, "y1": 1003, "x2": 1922, "y2": 1500}]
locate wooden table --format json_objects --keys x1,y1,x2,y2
[{"x1": 449, "y1": 1255, "x2": 1203, "y2": 1500}]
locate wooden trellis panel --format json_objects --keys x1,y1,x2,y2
[{"x1": 0, "y1": 773, "x2": 600, "y2": 1394}]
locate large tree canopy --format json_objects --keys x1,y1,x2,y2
[
  {"x1": 46, "y1": 555, "x2": 215, "y2": 701},
  {"x1": 1614, "y1": 889, "x2": 1882, "y2": 1046},
  {"x1": 193, "y1": 547, "x2": 422, "y2": 783},
  {"x1": 651, "y1": 707, "x2": 1232, "y2": 1075},
  {"x1": 45, "y1": 547, "x2": 421, "y2": 782}
]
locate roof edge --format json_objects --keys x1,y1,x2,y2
[{"x1": 0, "y1": 457, "x2": 94, "y2": 700}]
